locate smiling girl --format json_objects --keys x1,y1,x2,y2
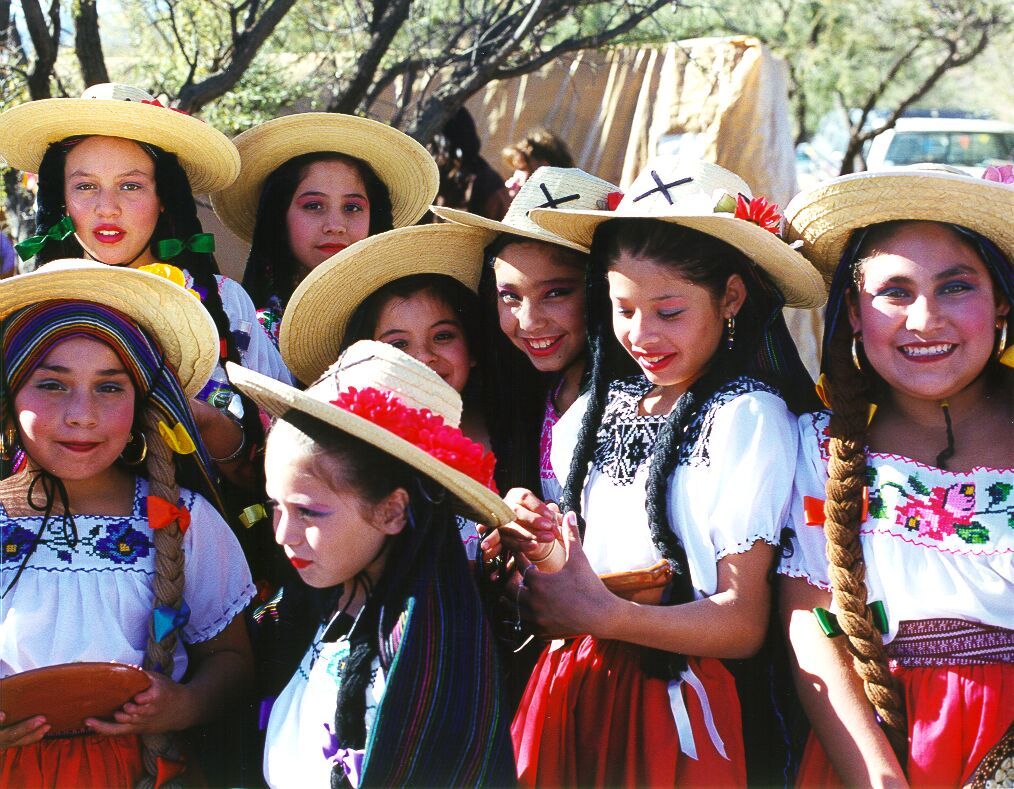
[
  {"x1": 211, "y1": 113, "x2": 439, "y2": 348},
  {"x1": 503, "y1": 157, "x2": 825, "y2": 786},
  {"x1": 227, "y1": 341, "x2": 515, "y2": 788},
  {"x1": 0, "y1": 260, "x2": 254, "y2": 787},
  {"x1": 779, "y1": 165, "x2": 1014, "y2": 787}
]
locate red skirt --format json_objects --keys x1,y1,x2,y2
[
  {"x1": 797, "y1": 661, "x2": 1014, "y2": 787},
  {"x1": 0, "y1": 734, "x2": 144, "y2": 788},
  {"x1": 511, "y1": 637, "x2": 746, "y2": 788}
]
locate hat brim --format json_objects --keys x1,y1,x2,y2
[
  {"x1": 281, "y1": 224, "x2": 496, "y2": 385},
  {"x1": 431, "y1": 205, "x2": 589, "y2": 253},
  {"x1": 210, "y1": 113, "x2": 440, "y2": 241},
  {"x1": 529, "y1": 208, "x2": 827, "y2": 309},
  {"x1": 0, "y1": 260, "x2": 219, "y2": 398},
  {"x1": 785, "y1": 170, "x2": 1014, "y2": 284},
  {"x1": 227, "y1": 362, "x2": 513, "y2": 527},
  {"x1": 0, "y1": 99, "x2": 240, "y2": 195}
]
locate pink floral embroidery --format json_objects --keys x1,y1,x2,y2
[{"x1": 895, "y1": 483, "x2": 975, "y2": 541}]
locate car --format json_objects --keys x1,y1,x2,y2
[{"x1": 864, "y1": 116, "x2": 1014, "y2": 175}]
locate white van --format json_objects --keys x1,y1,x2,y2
[{"x1": 864, "y1": 117, "x2": 1014, "y2": 175}]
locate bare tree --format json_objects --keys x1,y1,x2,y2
[
  {"x1": 75, "y1": 0, "x2": 111, "y2": 86},
  {"x1": 1, "y1": 0, "x2": 61, "y2": 100}
]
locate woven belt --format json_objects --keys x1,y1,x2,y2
[{"x1": 886, "y1": 618, "x2": 1014, "y2": 667}]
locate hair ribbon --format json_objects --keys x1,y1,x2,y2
[
  {"x1": 14, "y1": 215, "x2": 75, "y2": 261},
  {"x1": 153, "y1": 600, "x2": 191, "y2": 642},
  {"x1": 157, "y1": 420, "x2": 197, "y2": 454},
  {"x1": 148, "y1": 495, "x2": 191, "y2": 534},
  {"x1": 154, "y1": 233, "x2": 216, "y2": 261}
]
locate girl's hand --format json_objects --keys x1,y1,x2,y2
[
  {"x1": 510, "y1": 512, "x2": 619, "y2": 638},
  {"x1": 496, "y1": 488, "x2": 562, "y2": 558},
  {"x1": 0, "y1": 711, "x2": 49, "y2": 749},
  {"x1": 84, "y1": 671, "x2": 195, "y2": 736}
]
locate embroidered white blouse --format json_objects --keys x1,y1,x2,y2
[
  {"x1": 551, "y1": 376, "x2": 797, "y2": 592},
  {"x1": 779, "y1": 410, "x2": 1014, "y2": 642},
  {"x1": 264, "y1": 617, "x2": 385, "y2": 789},
  {"x1": 0, "y1": 477, "x2": 256, "y2": 681}
]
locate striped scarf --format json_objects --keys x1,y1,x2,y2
[{"x1": 1, "y1": 300, "x2": 215, "y2": 485}]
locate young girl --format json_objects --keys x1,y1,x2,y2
[
  {"x1": 0, "y1": 260, "x2": 255, "y2": 787},
  {"x1": 0, "y1": 83, "x2": 290, "y2": 496},
  {"x1": 210, "y1": 112, "x2": 439, "y2": 346},
  {"x1": 779, "y1": 165, "x2": 1014, "y2": 786},
  {"x1": 503, "y1": 157, "x2": 825, "y2": 786},
  {"x1": 432, "y1": 166, "x2": 618, "y2": 505},
  {"x1": 227, "y1": 341, "x2": 516, "y2": 787}
]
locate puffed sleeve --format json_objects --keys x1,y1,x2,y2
[
  {"x1": 777, "y1": 411, "x2": 833, "y2": 590},
  {"x1": 178, "y1": 489, "x2": 257, "y2": 644},
  {"x1": 217, "y1": 275, "x2": 295, "y2": 385}
]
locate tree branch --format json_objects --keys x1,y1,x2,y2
[{"x1": 74, "y1": 0, "x2": 111, "y2": 87}]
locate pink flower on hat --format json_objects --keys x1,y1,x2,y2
[
  {"x1": 734, "y1": 194, "x2": 782, "y2": 234},
  {"x1": 983, "y1": 164, "x2": 1014, "y2": 184}
]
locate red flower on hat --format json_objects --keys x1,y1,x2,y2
[
  {"x1": 331, "y1": 387, "x2": 498, "y2": 492},
  {"x1": 141, "y1": 98, "x2": 195, "y2": 118},
  {"x1": 606, "y1": 191, "x2": 624, "y2": 211},
  {"x1": 734, "y1": 194, "x2": 782, "y2": 234}
]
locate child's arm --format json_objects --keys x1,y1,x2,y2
[
  {"x1": 780, "y1": 576, "x2": 909, "y2": 788},
  {"x1": 84, "y1": 614, "x2": 252, "y2": 735},
  {"x1": 515, "y1": 512, "x2": 773, "y2": 659}
]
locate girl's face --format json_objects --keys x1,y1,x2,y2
[
  {"x1": 494, "y1": 241, "x2": 586, "y2": 374},
  {"x1": 608, "y1": 252, "x2": 744, "y2": 395},
  {"x1": 264, "y1": 436, "x2": 405, "y2": 588},
  {"x1": 14, "y1": 337, "x2": 136, "y2": 482},
  {"x1": 286, "y1": 160, "x2": 371, "y2": 272},
  {"x1": 847, "y1": 221, "x2": 1009, "y2": 404},
  {"x1": 63, "y1": 136, "x2": 162, "y2": 268},
  {"x1": 373, "y1": 290, "x2": 474, "y2": 393}
]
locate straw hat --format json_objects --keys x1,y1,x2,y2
[
  {"x1": 785, "y1": 164, "x2": 1014, "y2": 284},
  {"x1": 0, "y1": 259, "x2": 218, "y2": 398},
  {"x1": 528, "y1": 156, "x2": 826, "y2": 309},
  {"x1": 0, "y1": 83, "x2": 240, "y2": 195},
  {"x1": 280, "y1": 223, "x2": 496, "y2": 385},
  {"x1": 227, "y1": 341, "x2": 514, "y2": 526},
  {"x1": 431, "y1": 166, "x2": 618, "y2": 253},
  {"x1": 210, "y1": 113, "x2": 440, "y2": 242}
]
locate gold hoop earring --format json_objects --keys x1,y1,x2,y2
[
  {"x1": 851, "y1": 334, "x2": 863, "y2": 372},
  {"x1": 120, "y1": 431, "x2": 148, "y2": 466},
  {"x1": 725, "y1": 316, "x2": 736, "y2": 351},
  {"x1": 0, "y1": 423, "x2": 18, "y2": 461},
  {"x1": 996, "y1": 318, "x2": 1008, "y2": 361}
]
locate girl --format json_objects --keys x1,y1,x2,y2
[
  {"x1": 0, "y1": 260, "x2": 255, "y2": 787},
  {"x1": 505, "y1": 157, "x2": 825, "y2": 786},
  {"x1": 210, "y1": 112, "x2": 439, "y2": 346},
  {"x1": 432, "y1": 166, "x2": 618, "y2": 505},
  {"x1": 0, "y1": 83, "x2": 290, "y2": 496},
  {"x1": 779, "y1": 165, "x2": 1014, "y2": 786},
  {"x1": 227, "y1": 341, "x2": 516, "y2": 787}
]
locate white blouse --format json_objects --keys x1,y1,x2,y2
[
  {"x1": 264, "y1": 615, "x2": 385, "y2": 789},
  {"x1": 552, "y1": 376, "x2": 797, "y2": 595},
  {"x1": 0, "y1": 477, "x2": 255, "y2": 681},
  {"x1": 779, "y1": 411, "x2": 1014, "y2": 642}
]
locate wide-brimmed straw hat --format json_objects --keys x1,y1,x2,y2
[
  {"x1": 431, "y1": 166, "x2": 618, "y2": 253},
  {"x1": 0, "y1": 83, "x2": 240, "y2": 195},
  {"x1": 0, "y1": 259, "x2": 218, "y2": 397},
  {"x1": 785, "y1": 164, "x2": 1014, "y2": 284},
  {"x1": 529, "y1": 156, "x2": 826, "y2": 309},
  {"x1": 227, "y1": 341, "x2": 513, "y2": 526},
  {"x1": 281, "y1": 223, "x2": 496, "y2": 385},
  {"x1": 210, "y1": 113, "x2": 440, "y2": 242}
]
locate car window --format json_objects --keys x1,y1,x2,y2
[{"x1": 885, "y1": 131, "x2": 1014, "y2": 167}]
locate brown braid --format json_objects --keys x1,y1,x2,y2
[
  {"x1": 136, "y1": 409, "x2": 186, "y2": 789},
  {"x1": 823, "y1": 317, "x2": 908, "y2": 765}
]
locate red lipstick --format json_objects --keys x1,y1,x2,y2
[
  {"x1": 289, "y1": 556, "x2": 312, "y2": 570},
  {"x1": 58, "y1": 441, "x2": 100, "y2": 453},
  {"x1": 93, "y1": 224, "x2": 126, "y2": 244}
]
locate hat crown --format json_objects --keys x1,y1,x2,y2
[
  {"x1": 80, "y1": 83, "x2": 159, "y2": 103},
  {"x1": 309, "y1": 340, "x2": 462, "y2": 427},
  {"x1": 615, "y1": 156, "x2": 752, "y2": 217},
  {"x1": 502, "y1": 166, "x2": 616, "y2": 235}
]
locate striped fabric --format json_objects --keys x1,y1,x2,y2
[{"x1": 1, "y1": 300, "x2": 216, "y2": 488}]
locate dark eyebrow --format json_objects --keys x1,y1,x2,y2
[
  {"x1": 295, "y1": 190, "x2": 367, "y2": 200},
  {"x1": 67, "y1": 168, "x2": 151, "y2": 179},
  {"x1": 935, "y1": 264, "x2": 980, "y2": 280},
  {"x1": 37, "y1": 364, "x2": 129, "y2": 376}
]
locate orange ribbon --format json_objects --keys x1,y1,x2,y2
[
  {"x1": 803, "y1": 488, "x2": 868, "y2": 527},
  {"x1": 154, "y1": 755, "x2": 187, "y2": 787},
  {"x1": 147, "y1": 496, "x2": 191, "y2": 535}
]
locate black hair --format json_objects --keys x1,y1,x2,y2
[
  {"x1": 241, "y1": 152, "x2": 394, "y2": 310},
  {"x1": 560, "y1": 218, "x2": 801, "y2": 678}
]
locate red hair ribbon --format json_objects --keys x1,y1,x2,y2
[
  {"x1": 803, "y1": 488, "x2": 868, "y2": 527},
  {"x1": 148, "y1": 496, "x2": 191, "y2": 534}
]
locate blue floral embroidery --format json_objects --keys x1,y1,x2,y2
[
  {"x1": 94, "y1": 522, "x2": 152, "y2": 564},
  {"x1": 2, "y1": 523, "x2": 38, "y2": 563}
]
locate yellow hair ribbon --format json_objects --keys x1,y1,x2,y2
[
  {"x1": 138, "y1": 263, "x2": 202, "y2": 300},
  {"x1": 815, "y1": 373, "x2": 831, "y2": 409},
  {"x1": 1000, "y1": 345, "x2": 1014, "y2": 369},
  {"x1": 867, "y1": 403, "x2": 878, "y2": 427},
  {"x1": 158, "y1": 420, "x2": 197, "y2": 455}
]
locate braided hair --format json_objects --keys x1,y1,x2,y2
[
  {"x1": 241, "y1": 152, "x2": 394, "y2": 311},
  {"x1": 561, "y1": 218, "x2": 813, "y2": 678}
]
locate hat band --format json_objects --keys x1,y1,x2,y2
[{"x1": 331, "y1": 386, "x2": 497, "y2": 491}]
